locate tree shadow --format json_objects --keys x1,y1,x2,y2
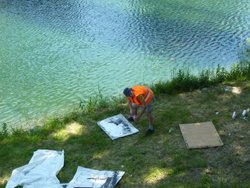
[{"x1": 1, "y1": 83, "x2": 250, "y2": 187}]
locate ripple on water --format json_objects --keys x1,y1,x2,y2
[{"x1": 0, "y1": 0, "x2": 250, "y2": 128}]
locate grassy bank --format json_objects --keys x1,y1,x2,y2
[{"x1": 1, "y1": 63, "x2": 250, "y2": 187}]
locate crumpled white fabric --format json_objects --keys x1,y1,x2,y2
[
  {"x1": 6, "y1": 149, "x2": 64, "y2": 188},
  {"x1": 65, "y1": 166, "x2": 125, "y2": 188},
  {"x1": 6, "y1": 150, "x2": 125, "y2": 188}
]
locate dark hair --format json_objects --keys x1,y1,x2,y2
[{"x1": 123, "y1": 88, "x2": 132, "y2": 97}]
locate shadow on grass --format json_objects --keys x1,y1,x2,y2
[
  {"x1": 1, "y1": 84, "x2": 250, "y2": 187},
  {"x1": 1, "y1": 63, "x2": 250, "y2": 187}
]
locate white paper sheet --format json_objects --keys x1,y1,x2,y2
[
  {"x1": 97, "y1": 114, "x2": 139, "y2": 140},
  {"x1": 6, "y1": 149, "x2": 64, "y2": 188},
  {"x1": 65, "y1": 166, "x2": 125, "y2": 188}
]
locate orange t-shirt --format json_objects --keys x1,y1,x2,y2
[{"x1": 128, "y1": 86, "x2": 154, "y2": 106}]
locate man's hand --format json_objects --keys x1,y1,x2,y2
[{"x1": 133, "y1": 115, "x2": 140, "y2": 122}]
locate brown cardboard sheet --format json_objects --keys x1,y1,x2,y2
[{"x1": 179, "y1": 121, "x2": 223, "y2": 149}]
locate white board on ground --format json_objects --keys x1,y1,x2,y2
[
  {"x1": 97, "y1": 114, "x2": 139, "y2": 140},
  {"x1": 66, "y1": 166, "x2": 125, "y2": 188}
]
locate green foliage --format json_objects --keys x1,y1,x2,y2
[
  {"x1": 199, "y1": 175, "x2": 213, "y2": 188},
  {"x1": 153, "y1": 63, "x2": 250, "y2": 96},
  {"x1": 79, "y1": 88, "x2": 112, "y2": 113},
  {"x1": 0, "y1": 123, "x2": 8, "y2": 137},
  {"x1": 198, "y1": 70, "x2": 212, "y2": 87},
  {"x1": 173, "y1": 151, "x2": 207, "y2": 174}
]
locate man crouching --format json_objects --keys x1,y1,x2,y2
[{"x1": 123, "y1": 85, "x2": 155, "y2": 134}]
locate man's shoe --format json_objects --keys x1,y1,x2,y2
[
  {"x1": 127, "y1": 116, "x2": 134, "y2": 122},
  {"x1": 145, "y1": 129, "x2": 154, "y2": 135}
]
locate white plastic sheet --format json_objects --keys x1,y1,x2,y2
[
  {"x1": 6, "y1": 149, "x2": 64, "y2": 188},
  {"x1": 97, "y1": 114, "x2": 139, "y2": 140},
  {"x1": 66, "y1": 166, "x2": 125, "y2": 188}
]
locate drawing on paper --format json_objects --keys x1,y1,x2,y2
[{"x1": 97, "y1": 114, "x2": 139, "y2": 140}]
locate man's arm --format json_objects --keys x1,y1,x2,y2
[{"x1": 134, "y1": 95, "x2": 147, "y2": 121}]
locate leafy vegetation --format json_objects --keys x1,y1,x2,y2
[{"x1": 152, "y1": 62, "x2": 250, "y2": 95}]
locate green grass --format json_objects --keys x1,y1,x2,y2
[{"x1": 1, "y1": 63, "x2": 250, "y2": 187}]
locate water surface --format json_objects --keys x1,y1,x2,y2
[{"x1": 0, "y1": 0, "x2": 250, "y2": 128}]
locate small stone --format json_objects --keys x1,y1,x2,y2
[
  {"x1": 242, "y1": 110, "x2": 247, "y2": 117},
  {"x1": 205, "y1": 168, "x2": 212, "y2": 174},
  {"x1": 168, "y1": 128, "x2": 173, "y2": 134},
  {"x1": 232, "y1": 112, "x2": 237, "y2": 119}
]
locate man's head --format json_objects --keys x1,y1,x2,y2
[{"x1": 123, "y1": 87, "x2": 132, "y2": 97}]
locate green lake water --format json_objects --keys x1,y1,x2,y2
[{"x1": 0, "y1": 0, "x2": 250, "y2": 128}]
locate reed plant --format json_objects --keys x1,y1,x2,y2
[{"x1": 152, "y1": 62, "x2": 250, "y2": 95}]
